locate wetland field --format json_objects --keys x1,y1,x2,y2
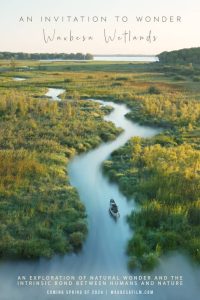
[{"x1": 0, "y1": 55, "x2": 199, "y2": 299}]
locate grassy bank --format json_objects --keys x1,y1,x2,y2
[
  {"x1": 0, "y1": 90, "x2": 121, "y2": 258},
  {"x1": 103, "y1": 136, "x2": 200, "y2": 270},
  {"x1": 102, "y1": 63, "x2": 200, "y2": 270}
]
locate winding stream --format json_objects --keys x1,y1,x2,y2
[{"x1": 0, "y1": 89, "x2": 199, "y2": 300}]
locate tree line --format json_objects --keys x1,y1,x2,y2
[
  {"x1": 158, "y1": 47, "x2": 200, "y2": 64},
  {"x1": 0, "y1": 52, "x2": 93, "y2": 60}
]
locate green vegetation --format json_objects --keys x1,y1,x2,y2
[
  {"x1": 0, "y1": 52, "x2": 93, "y2": 60},
  {"x1": 0, "y1": 51, "x2": 199, "y2": 269},
  {"x1": 158, "y1": 47, "x2": 200, "y2": 65},
  {"x1": 104, "y1": 137, "x2": 200, "y2": 270},
  {"x1": 0, "y1": 90, "x2": 120, "y2": 258},
  {"x1": 147, "y1": 86, "x2": 161, "y2": 95},
  {"x1": 102, "y1": 55, "x2": 200, "y2": 270},
  {"x1": 126, "y1": 91, "x2": 200, "y2": 128}
]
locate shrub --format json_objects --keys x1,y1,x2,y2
[
  {"x1": 147, "y1": 86, "x2": 161, "y2": 94},
  {"x1": 173, "y1": 75, "x2": 185, "y2": 81},
  {"x1": 116, "y1": 76, "x2": 129, "y2": 81},
  {"x1": 141, "y1": 253, "x2": 159, "y2": 271},
  {"x1": 112, "y1": 82, "x2": 123, "y2": 87},
  {"x1": 69, "y1": 232, "x2": 85, "y2": 250}
]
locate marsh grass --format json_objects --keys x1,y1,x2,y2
[{"x1": 0, "y1": 59, "x2": 199, "y2": 267}]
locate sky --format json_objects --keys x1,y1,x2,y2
[{"x1": 0, "y1": 0, "x2": 200, "y2": 54}]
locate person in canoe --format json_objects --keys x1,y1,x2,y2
[{"x1": 109, "y1": 199, "x2": 120, "y2": 218}]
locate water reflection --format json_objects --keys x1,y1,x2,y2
[{"x1": 45, "y1": 88, "x2": 65, "y2": 101}]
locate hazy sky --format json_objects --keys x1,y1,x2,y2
[{"x1": 0, "y1": 0, "x2": 200, "y2": 54}]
